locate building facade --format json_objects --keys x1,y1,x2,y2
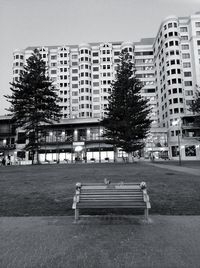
[
  {"x1": 154, "y1": 12, "x2": 200, "y2": 160},
  {"x1": 0, "y1": 116, "x2": 169, "y2": 165},
  {"x1": 10, "y1": 12, "x2": 200, "y2": 161}
]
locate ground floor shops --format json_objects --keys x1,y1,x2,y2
[{"x1": 1, "y1": 116, "x2": 200, "y2": 165}]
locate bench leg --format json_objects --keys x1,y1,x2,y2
[
  {"x1": 144, "y1": 208, "x2": 149, "y2": 221},
  {"x1": 75, "y1": 208, "x2": 79, "y2": 221}
]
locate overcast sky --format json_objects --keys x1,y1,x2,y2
[{"x1": 0, "y1": 0, "x2": 199, "y2": 115}]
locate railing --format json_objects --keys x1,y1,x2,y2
[
  {"x1": 39, "y1": 136, "x2": 106, "y2": 144},
  {"x1": 182, "y1": 123, "x2": 200, "y2": 128},
  {"x1": 0, "y1": 144, "x2": 16, "y2": 150}
]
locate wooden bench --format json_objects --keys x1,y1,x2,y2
[{"x1": 72, "y1": 181, "x2": 151, "y2": 221}]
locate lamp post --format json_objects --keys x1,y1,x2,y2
[
  {"x1": 177, "y1": 128, "x2": 181, "y2": 166},
  {"x1": 172, "y1": 119, "x2": 182, "y2": 166},
  {"x1": 3, "y1": 139, "x2": 6, "y2": 157},
  {"x1": 98, "y1": 120, "x2": 101, "y2": 163}
]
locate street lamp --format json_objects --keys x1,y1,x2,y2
[
  {"x1": 3, "y1": 139, "x2": 6, "y2": 157},
  {"x1": 172, "y1": 119, "x2": 182, "y2": 166},
  {"x1": 97, "y1": 120, "x2": 101, "y2": 163}
]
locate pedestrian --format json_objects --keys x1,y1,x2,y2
[{"x1": 2, "y1": 157, "x2": 6, "y2": 166}]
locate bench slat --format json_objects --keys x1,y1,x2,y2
[{"x1": 73, "y1": 181, "x2": 150, "y2": 220}]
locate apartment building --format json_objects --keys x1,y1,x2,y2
[
  {"x1": 13, "y1": 40, "x2": 157, "y2": 121},
  {"x1": 11, "y1": 12, "x2": 200, "y2": 160},
  {"x1": 154, "y1": 12, "x2": 200, "y2": 160}
]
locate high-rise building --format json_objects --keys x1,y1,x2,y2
[
  {"x1": 13, "y1": 40, "x2": 157, "y2": 123},
  {"x1": 154, "y1": 12, "x2": 200, "y2": 159},
  {"x1": 11, "y1": 12, "x2": 200, "y2": 160}
]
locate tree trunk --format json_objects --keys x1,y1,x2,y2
[
  {"x1": 35, "y1": 126, "x2": 40, "y2": 164},
  {"x1": 113, "y1": 146, "x2": 118, "y2": 162},
  {"x1": 128, "y1": 152, "x2": 133, "y2": 163}
]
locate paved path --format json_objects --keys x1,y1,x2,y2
[
  {"x1": 145, "y1": 162, "x2": 200, "y2": 176},
  {"x1": 1, "y1": 215, "x2": 200, "y2": 268}
]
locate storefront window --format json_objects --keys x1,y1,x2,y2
[
  {"x1": 172, "y1": 146, "x2": 179, "y2": 157},
  {"x1": 185, "y1": 145, "x2": 196, "y2": 156}
]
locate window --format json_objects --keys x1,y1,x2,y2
[
  {"x1": 168, "y1": 23, "x2": 173, "y2": 28},
  {"x1": 51, "y1": 70, "x2": 57, "y2": 74},
  {"x1": 93, "y1": 105, "x2": 100, "y2": 110},
  {"x1": 186, "y1": 100, "x2": 193, "y2": 106},
  {"x1": 180, "y1": 27, "x2": 187, "y2": 32},
  {"x1": 72, "y1": 99, "x2": 78, "y2": 103},
  {"x1": 182, "y1": 44, "x2": 189, "y2": 50},
  {"x1": 92, "y1": 52, "x2": 99, "y2": 57},
  {"x1": 93, "y1": 82, "x2": 99, "y2": 87},
  {"x1": 196, "y1": 31, "x2": 200, "y2": 36},
  {"x1": 93, "y1": 67, "x2": 99, "y2": 72},
  {"x1": 172, "y1": 78, "x2": 177, "y2": 84},
  {"x1": 93, "y1": 89, "x2": 99, "y2": 94},
  {"x1": 72, "y1": 91, "x2": 78, "y2": 96},
  {"x1": 183, "y1": 62, "x2": 191, "y2": 68},
  {"x1": 184, "y1": 81, "x2": 192, "y2": 86},
  {"x1": 184, "y1": 72, "x2": 192, "y2": 77},
  {"x1": 171, "y1": 69, "x2": 176, "y2": 74},
  {"x1": 72, "y1": 69, "x2": 78, "y2": 73},
  {"x1": 172, "y1": 146, "x2": 179, "y2": 156},
  {"x1": 195, "y1": 22, "x2": 200, "y2": 27},
  {"x1": 182, "y1": 53, "x2": 190, "y2": 59},
  {"x1": 197, "y1": 40, "x2": 200, "y2": 46},
  {"x1": 185, "y1": 145, "x2": 196, "y2": 157},
  {"x1": 17, "y1": 132, "x2": 26, "y2": 144},
  {"x1": 181, "y1": 35, "x2": 188, "y2": 40}
]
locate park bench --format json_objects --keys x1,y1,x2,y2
[{"x1": 72, "y1": 181, "x2": 151, "y2": 221}]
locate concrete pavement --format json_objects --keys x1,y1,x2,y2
[
  {"x1": 1, "y1": 215, "x2": 200, "y2": 268},
  {"x1": 145, "y1": 162, "x2": 200, "y2": 176}
]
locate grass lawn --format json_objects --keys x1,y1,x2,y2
[{"x1": 0, "y1": 162, "x2": 200, "y2": 216}]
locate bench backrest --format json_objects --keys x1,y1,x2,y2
[{"x1": 73, "y1": 182, "x2": 150, "y2": 209}]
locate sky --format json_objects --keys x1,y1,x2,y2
[{"x1": 0, "y1": 0, "x2": 199, "y2": 115}]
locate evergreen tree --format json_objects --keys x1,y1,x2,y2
[
  {"x1": 102, "y1": 52, "x2": 152, "y2": 159},
  {"x1": 190, "y1": 85, "x2": 200, "y2": 126},
  {"x1": 5, "y1": 49, "x2": 62, "y2": 163}
]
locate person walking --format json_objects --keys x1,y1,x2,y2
[{"x1": 2, "y1": 157, "x2": 6, "y2": 166}]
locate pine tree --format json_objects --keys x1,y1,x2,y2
[
  {"x1": 190, "y1": 85, "x2": 200, "y2": 126},
  {"x1": 5, "y1": 49, "x2": 62, "y2": 163},
  {"x1": 102, "y1": 52, "x2": 152, "y2": 160}
]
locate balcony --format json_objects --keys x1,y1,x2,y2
[
  {"x1": 182, "y1": 123, "x2": 200, "y2": 129},
  {"x1": 0, "y1": 144, "x2": 16, "y2": 150}
]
